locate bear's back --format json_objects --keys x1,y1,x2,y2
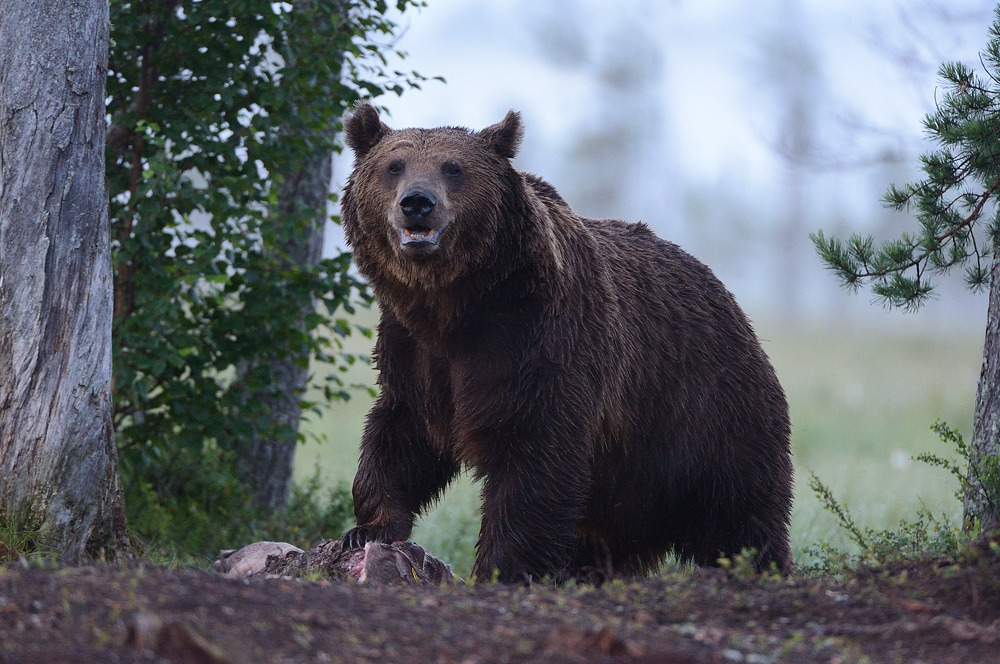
[
  {"x1": 576, "y1": 214, "x2": 784, "y2": 439},
  {"x1": 578, "y1": 217, "x2": 745, "y2": 336}
]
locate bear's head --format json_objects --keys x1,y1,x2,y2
[{"x1": 342, "y1": 103, "x2": 529, "y2": 290}]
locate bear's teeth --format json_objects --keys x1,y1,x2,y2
[{"x1": 404, "y1": 228, "x2": 435, "y2": 240}]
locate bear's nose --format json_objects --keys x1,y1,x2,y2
[{"x1": 399, "y1": 189, "x2": 436, "y2": 221}]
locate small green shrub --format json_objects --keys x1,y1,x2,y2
[
  {"x1": 918, "y1": 420, "x2": 1000, "y2": 532},
  {"x1": 0, "y1": 523, "x2": 43, "y2": 563},
  {"x1": 716, "y1": 548, "x2": 779, "y2": 581},
  {"x1": 0, "y1": 504, "x2": 58, "y2": 563},
  {"x1": 804, "y1": 420, "x2": 971, "y2": 571}
]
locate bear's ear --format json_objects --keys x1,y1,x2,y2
[
  {"x1": 345, "y1": 102, "x2": 391, "y2": 157},
  {"x1": 478, "y1": 110, "x2": 523, "y2": 160}
]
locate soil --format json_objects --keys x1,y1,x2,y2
[{"x1": 2, "y1": 544, "x2": 999, "y2": 664}]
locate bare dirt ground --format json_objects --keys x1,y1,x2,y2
[{"x1": 2, "y1": 543, "x2": 999, "y2": 663}]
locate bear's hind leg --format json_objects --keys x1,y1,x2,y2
[{"x1": 683, "y1": 510, "x2": 792, "y2": 574}]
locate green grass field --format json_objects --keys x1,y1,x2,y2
[{"x1": 294, "y1": 310, "x2": 983, "y2": 574}]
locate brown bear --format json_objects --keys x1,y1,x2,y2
[{"x1": 339, "y1": 102, "x2": 793, "y2": 582}]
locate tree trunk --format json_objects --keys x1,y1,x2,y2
[
  {"x1": 0, "y1": 0, "x2": 128, "y2": 561},
  {"x1": 234, "y1": 0, "x2": 344, "y2": 512},
  {"x1": 236, "y1": 152, "x2": 331, "y2": 511},
  {"x1": 965, "y1": 257, "x2": 1000, "y2": 532}
]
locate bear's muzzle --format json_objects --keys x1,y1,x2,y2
[{"x1": 395, "y1": 187, "x2": 450, "y2": 258}]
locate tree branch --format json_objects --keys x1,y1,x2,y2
[{"x1": 851, "y1": 172, "x2": 1000, "y2": 280}]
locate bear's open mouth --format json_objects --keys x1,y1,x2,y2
[
  {"x1": 401, "y1": 225, "x2": 439, "y2": 243},
  {"x1": 397, "y1": 219, "x2": 450, "y2": 253}
]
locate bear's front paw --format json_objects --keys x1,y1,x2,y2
[
  {"x1": 339, "y1": 522, "x2": 409, "y2": 551},
  {"x1": 339, "y1": 526, "x2": 379, "y2": 551}
]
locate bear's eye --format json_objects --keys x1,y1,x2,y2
[
  {"x1": 386, "y1": 160, "x2": 405, "y2": 176},
  {"x1": 442, "y1": 160, "x2": 463, "y2": 178}
]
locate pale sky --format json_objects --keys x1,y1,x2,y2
[{"x1": 367, "y1": 0, "x2": 989, "y2": 183}]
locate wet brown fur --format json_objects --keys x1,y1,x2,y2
[{"x1": 340, "y1": 103, "x2": 793, "y2": 582}]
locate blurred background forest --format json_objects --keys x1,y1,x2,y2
[{"x1": 292, "y1": 0, "x2": 995, "y2": 572}]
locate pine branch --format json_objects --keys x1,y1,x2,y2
[{"x1": 849, "y1": 173, "x2": 1000, "y2": 281}]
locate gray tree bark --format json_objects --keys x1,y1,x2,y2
[
  {"x1": 964, "y1": 257, "x2": 1000, "y2": 532},
  {"x1": 0, "y1": 0, "x2": 128, "y2": 560},
  {"x1": 236, "y1": 153, "x2": 330, "y2": 511}
]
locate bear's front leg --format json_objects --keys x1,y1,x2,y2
[
  {"x1": 341, "y1": 394, "x2": 459, "y2": 551},
  {"x1": 473, "y1": 454, "x2": 589, "y2": 583}
]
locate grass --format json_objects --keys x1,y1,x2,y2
[
  {"x1": 761, "y1": 320, "x2": 980, "y2": 564},
  {"x1": 294, "y1": 310, "x2": 983, "y2": 575}
]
